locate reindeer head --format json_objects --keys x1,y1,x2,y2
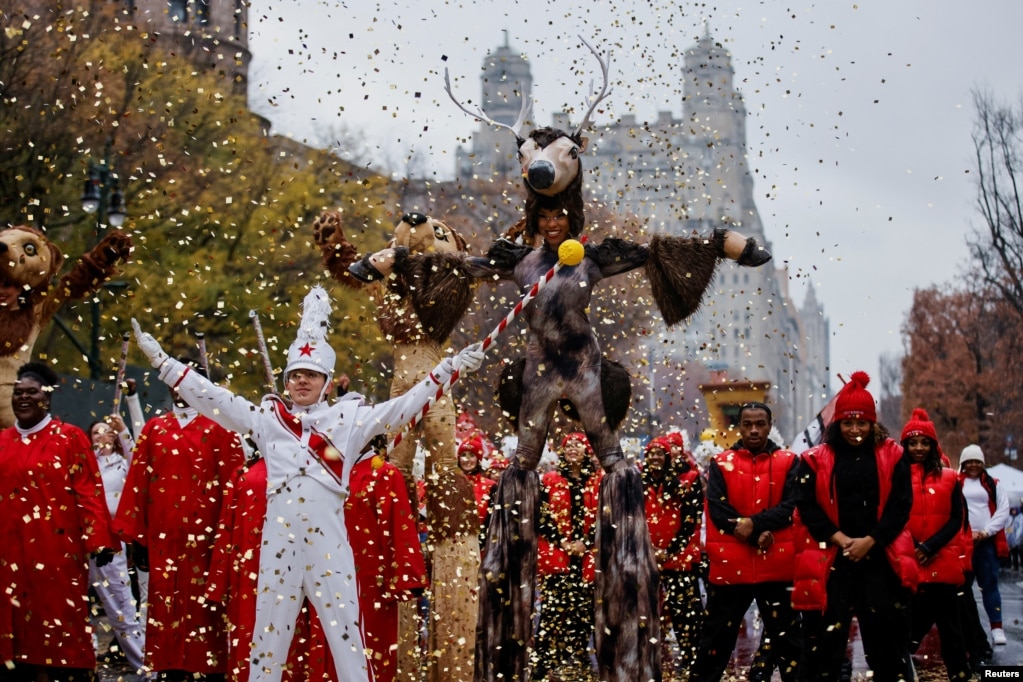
[{"x1": 446, "y1": 37, "x2": 611, "y2": 241}]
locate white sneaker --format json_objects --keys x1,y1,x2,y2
[{"x1": 992, "y1": 627, "x2": 1007, "y2": 645}]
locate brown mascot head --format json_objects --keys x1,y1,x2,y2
[
  {"x1": 0, "y1": 226, "x2": 65, "y2": 310},
  {"x1": 349, "y1": 213, "x2": 465, "y2": 282}
]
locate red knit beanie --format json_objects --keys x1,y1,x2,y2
[
  {"x1": 458, "y1": 435, "x2": 485, "y2": 458},
  {"x1": 900, "y1": 408, "x2": 938, "y2": 444},
  {"x1": 833, "y1": 371, "x2": 877, "y2": 423}
]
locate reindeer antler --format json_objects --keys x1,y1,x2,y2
[
  {"x1": 444, "y1": 68, "x2": 532, "y2": 141},
  {"x1": 572, "y1": 36, "x2": 613, "y2": 138}
]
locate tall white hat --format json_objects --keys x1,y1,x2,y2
[{"x1": 284, "y1": 286, "x2": 336, "y2": 379}]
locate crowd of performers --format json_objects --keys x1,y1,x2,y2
[{"x1": 0, "y1": 308, "x2": 1013, "y2": 682}]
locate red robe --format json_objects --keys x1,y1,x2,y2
[
  {"x1": 114, "y1": 411, "x2": 244, "y2": 672},
  {"x1": 206, "y1": 458, "x2": 335, "y2": 682},
  {"x1": 345, "y1": 456, "x2": 428, "y2": 682},
  {"x1": 0, "y1": 418, "x2": 118, "y2": 668}
]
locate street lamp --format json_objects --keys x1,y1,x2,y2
[{"x1": 79, "y1": 147, "x2": 127, "y2": 379}]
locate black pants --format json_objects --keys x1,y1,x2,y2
[
  {"x1": 798, "y1": 555, "x2": 913, "y2": 682},
  {"x1": 0, "y1": 665, "x2": 95, "y2": 682},
  {"x1": 690, "y1": 581, "x2": 801, "y2": 682},
  {"x1": 910, "y1": 582, "x2": 971, "y2": 681},
  {"x1": 660, "y1": 569, "x2": 704, "y2": 672},
  {"x1": 533, "y1": 569, "x2": 594, "y2": 679}
]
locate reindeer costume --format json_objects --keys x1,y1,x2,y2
[{"x1": 447, "y1": 39, "x2": 773, "y2": 682}]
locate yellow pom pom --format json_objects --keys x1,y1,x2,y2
[
  {"x1": 558, "y1": 239, "x2": 585, "y2": 266},
  {"x1": 371, "y1": 454, "x2": 385, "y2": 470}
]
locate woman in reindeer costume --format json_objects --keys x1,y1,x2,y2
[{"x1": 442, "y1": 39, "x2": 773, "y2": 682}]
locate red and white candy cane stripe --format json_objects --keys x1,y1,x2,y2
[{"x1": 386, "y1": 237, "x2": 587, "y2": 456}]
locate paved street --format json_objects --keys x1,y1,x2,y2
[{"x1": 95, "y1": 570, "x2": 1023, "y2": 681}]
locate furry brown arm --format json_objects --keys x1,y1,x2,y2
[
  {"x1": 40, "y1": 230, "x2": 132, "y2": 323},
  {"x1": 313, "y1": 210, "x2": 363, "y2": 290}
]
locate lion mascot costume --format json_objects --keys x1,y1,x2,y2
[
  {"x1": 314, "y1": 211, "x2": 478, "y2": 682},
  {"x1": 0, "y1": 224, "x2": 133, "y2": 427}
]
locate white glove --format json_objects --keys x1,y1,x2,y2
[
  {"x1": 131, "y1": 318, "x2": 169, "y2": 370},
  {"x1": 451, "y1": 342, "x2": 486, "y2": 375}
]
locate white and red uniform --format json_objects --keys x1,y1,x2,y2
[
  {"x1": 207, "y1": 458, "x2": 336, "y2": 682},
  {"x1": 162, "y1": 357, "x2": 459, "y2": 682},
  {"x1": 90, "y1": 444, "x2": 146, "y2": 670},
  {"x1": 0, "y1": 415, "x2": 118, "y2": 669},
  {"x1": 115, "y1": 407, "x2": 245, "y2": 674}
]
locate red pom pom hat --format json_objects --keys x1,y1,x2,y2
[{"x1": 833, "y1": 371, "x2": 877, "y2": 423}]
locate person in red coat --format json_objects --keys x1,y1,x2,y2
[
  {"x1": 690, "y1": 403, "x2": 802, "y2": 682},
  {"x1": 793, "y1": 372, "x2": 917, "y2": 682},
  {"x1": 345, "y1": 451, "x2": 429, "y2": 682},
  {"x1": 0, "y1": 362, "x2": 119, "y2": 680},
  {"x1": 641, "y1": 435, "x2": 704, "y2": 676},
  {"x1": 900, "y1": 409, "x2": 971, "y2": 681},
  {"x1": 115, "y1": 363, "x2": 246, "y2": 681},
  {"x1": 533, "y1": 432, "x2": 599, "y2": 680}
]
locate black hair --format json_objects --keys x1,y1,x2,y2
[
  {"x1": 823, "y1": 419, "x2": 880, "y2": 453},
  {"x1": 16, "y1": 361, "x2": 59, "y2": 388},
  {"x1": 901, "y1": 434, "x2": 943, "y2": 478},
  {"x1": 738, "y1": 401, "x2": 772, "y2": 424}
]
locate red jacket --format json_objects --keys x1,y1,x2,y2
[
  {"x1": 705, "y1": 446, "x2": 800, "y2": 585},
  {"x1": 908, "y1": 464, "x2": 967, "y2": 586},
  {"x1": 115, "y1": 412, "x2": 244, "y2": 672},
  {"x1": 467, "y1": 471, "x2": 496, "y2": 528},
  {"x1": 0, "y1": 418, "x2": 118, "y2": 668},
  {"x1": 644, "y1": 467, "x2": 703, "y2": 572},
  {"x1": 792, "y1": 439, "x2": 918, "y2": 612}
]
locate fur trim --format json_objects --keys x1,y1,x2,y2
[
  {"x1": 594, "y1": 466, "x2": 661, "y2": 682},
  {"x1": 475, "y1": 463, "x2": 541, "y2": 681},
  {"x1": 395, "y1": 251, "x2": 477, "y2": 346},
  {"x1": 644, "y1": 233, "x2": 723, "y2": 327}
]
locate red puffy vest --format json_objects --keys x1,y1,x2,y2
[
  {"x1": 705, "y1": 448, "x2": 800, "y2": 585},
  {"x1": 908, "y1": 464, "x2": 967, "y2": 585},
  {"x1": 644, "y1": 468, "x2": 703, "y2": 572},
  {"x1": 792, "y1": 439, "x2": 918, "y2": 612}
]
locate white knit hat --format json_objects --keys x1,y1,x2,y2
[
  {"x1": 960, "y1": 444, "x2": 985, "y2": 465},
  {"x1": 284, "y1": 286, "x2": 336, "y2": 379}
]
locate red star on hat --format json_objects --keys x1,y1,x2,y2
[{"x1": 298, "y1": 343, "x2": 314, "y2": 356}]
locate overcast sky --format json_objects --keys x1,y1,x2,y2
[{"x1": 246, "y1": 0, "x2": 1023, "y2": 395}]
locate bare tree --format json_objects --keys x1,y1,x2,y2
[
  {"x1": 968, "y1": 89, "x2": 1023, "y2": 321},
  {"x1": 877, "y1": 350, "x2": 903, "y2": 430}
]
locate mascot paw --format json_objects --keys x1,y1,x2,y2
[
  {"x1": 312, "y1": 210, "x2": 344, "y2": 247},
  {"x1": 97, "y1": 230, "x2": 133, "y2": 265},
  {"x1": 738, "y1": 237, "x2": 772, "y2": 267}
]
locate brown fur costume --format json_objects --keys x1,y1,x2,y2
[
  {"x1": 314, "y1": 210, "x2": 479, "y2": 682},
  {"x1": 0, "y1": 225, "x2": 132, "y2": 427}
]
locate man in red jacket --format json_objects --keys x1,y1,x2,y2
[
  {"x1": 115, "y1": 363, "x2": 246, "y2": 681},
  {"x1": 690, "y1": 402, "x2": 803, "y2": 682}
]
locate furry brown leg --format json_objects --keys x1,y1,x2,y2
[
  {"x1": 594, "y1": 463, "x2": 661, "y2": 682},
  {"x1": 474, "y1": 462, "x2": 541, "y2": 681}
]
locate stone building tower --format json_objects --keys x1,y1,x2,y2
[{"x1": 455, "y1": 33, "x2": 532, "y2": 182}]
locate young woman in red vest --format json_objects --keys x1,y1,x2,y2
[
  {"x1": 641, "y1": 435, "x2": 705, "y2": 677},
  {"x1": 534, "y1": 432, "x2": 599, "y2": 680},
  {"x1": 900, "y1": 409, "x2": 971, "y2": 681},
  {"x1": 792, "y1": 372, "x2": 918, "y2": 682}
]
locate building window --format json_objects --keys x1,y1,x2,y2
[{"x1": 168, "y1": 0, "x2": 187, "y2": 22}]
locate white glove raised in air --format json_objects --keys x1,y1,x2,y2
[
  {"x1": 451, "y1": 342, "x2": 486, "y2": 375},
  {"x1": 131, "y1": 318, "x2": 169, "y2": 370}
]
